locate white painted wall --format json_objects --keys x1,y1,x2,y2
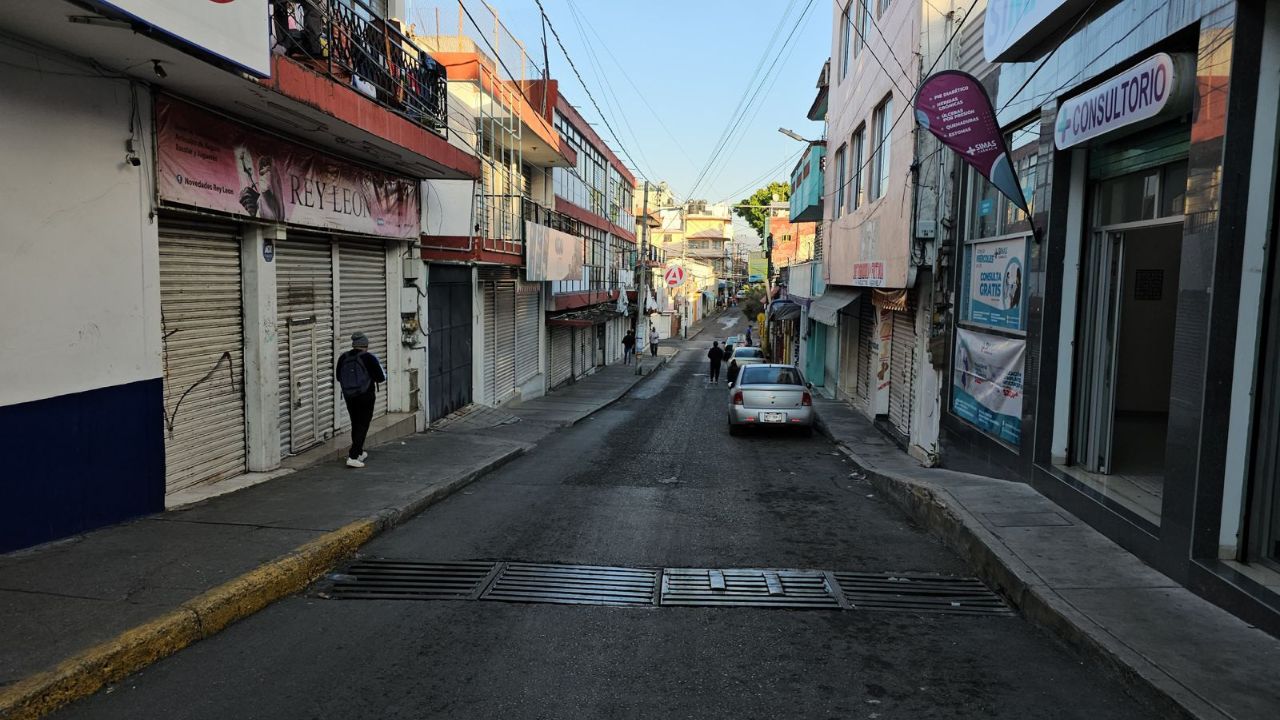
[{"x1": 0, "y1": 40, "x2": 161, "y2": 407}]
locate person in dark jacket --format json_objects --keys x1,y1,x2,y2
[
  {"x1": 335, "y1": 332, "x2": 386, "y2": 468},
  {"x1": 707, "y1": 341, "x2": 724, "y2": 384},
  {"x1": 622, "y1": 330, "x2": 637, "y2": 365}
]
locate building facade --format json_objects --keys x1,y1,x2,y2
[{"x1": 0, "y1": 0, "x2": 474, "y2": 551}]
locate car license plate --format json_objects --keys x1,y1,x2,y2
[{"x1": 760, "y1": 412, "x2": 786, "y2": 423}]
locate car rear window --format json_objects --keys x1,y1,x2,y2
[
  {"x1": 740, "y1": 367, "x2": 803, "y2": 385},
  {"x1": 734, "y1": 348, "x2": 765, "y2": 359}
]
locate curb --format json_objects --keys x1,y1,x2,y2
[
  {"x1": 563, "y1": 354, "x2": 671, "y2": 428},
  {"x1": 813, "y1": 414, "x2": 1211, "y2": 720},
  {"x1": 0, "y1": 446, "x2": 527, "y2": 720}
]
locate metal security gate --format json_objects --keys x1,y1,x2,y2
[
  {"x1": 158, "y1": 222, "x2": 246, "y2": 494},
  {"x1": 515, "y1": 283, "x2": 541, "y2": 385},
  {"x1": 838, "y1": 309, "x2": 858, "y2": 403},
  {"x1": 494, "y1": 281, "x2": 517, "y2": 399},
  {"x1": 577, "y1": 324, "x2": 591, "y2": 379},
  {"x1": 427, "y1": 265, "x2": 473, "y2": 421},
  {"x1": 889, "y1": 303, "x2": 917, "y2": 438},
  {"x1": 549, "y1": 325, "x2": 572, "y2": 389},
  {"x1": 857, "y1": 300, "x2": 874, "y2": 412},
  {"x1": 276, "y1": 237, "x2": 336, "y2": 455},
  {"x1": 338, "y1": 238, "x2": 389, "y2": 427}
]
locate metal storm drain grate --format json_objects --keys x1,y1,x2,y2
[
  {"x1": 479, "y1": 563, "x2": 660, "y2": 606},
  {"x1": 831, "y1": 571, "x2": 1012, "y2": 616},
  {"x1": 326, "y1": 559, "x2": 496, "y2": 600},
  {"x1": 660, "y1": 568, "x2": 842, "y2": 609}
]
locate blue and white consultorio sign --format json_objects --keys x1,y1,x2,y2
[
  {"x1": 965, "y1": 237, "x2": 1026, "y2": 332},
  {"x1": 1055, "y1": 53, "x2": 1192, "y2": 150}
]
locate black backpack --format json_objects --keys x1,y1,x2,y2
[{"x1": 338, "y1": 351, "x2": 373, "y2": 398}]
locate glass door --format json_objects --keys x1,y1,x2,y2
[{"x1": 1073, "y1": 230, "x2": 1125, "y2": 473}]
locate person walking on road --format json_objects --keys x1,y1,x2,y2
[
  {"x1": 707, "y1": 341, "x2": 724, "y2": 384},
  {"x1": 744, "y1": 326, "x2": 753, "y2": 347},
  {"x1": 622, "y1": 330, "x2": 636, "y2": 365},
  {"x1": 649, "y1": 327, "x2": 660, "y2": 357},
  {"x1": 335, "y1": 331, "x2": 386, "y2": 468}
]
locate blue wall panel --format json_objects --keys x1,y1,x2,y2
[{"x1": 0, "y1": 379, "x2": 164, "y2": 553}]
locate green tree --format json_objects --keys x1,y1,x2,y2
[{"x1": 733, "y1": 182, "x2": 791, "y2": 239}]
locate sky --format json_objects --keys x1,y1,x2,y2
[{"x1": 407, "y1": 0, "x2": 832, "y2": 242}]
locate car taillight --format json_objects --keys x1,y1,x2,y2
[
  {"x1": 801, "y1": 391, "x2": 812, "y2": 406},
  {"x1": 732, "y1": 391, "x2": 744, "y2": 405}
]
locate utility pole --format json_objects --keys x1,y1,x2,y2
[{"x1": 635, "y1": 180, "x2": 650, "y2": 374}]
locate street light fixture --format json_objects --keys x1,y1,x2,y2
[{"x1": 778, "y1": 127, "x2": 815, "y2": 143}]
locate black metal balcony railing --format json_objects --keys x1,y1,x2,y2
[{"x1": 271, "y1": 0, "x2": 448, "y2": 132}]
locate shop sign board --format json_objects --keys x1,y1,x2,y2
[
  {"x1": 965, "y1": 236, "x2": 1027, "y2": 331},
  {"x1": 1054, "y1": 53, "x2": 1191, "y2": 150},
  {"x1": 852, "y1": 261, "x2": 887, "y2": 287},
  {"x1": 952, "y1": 329, "x2": 1025, "y2": 445},
  {"x1": 983, "y1": 0, "x2": 1094, "y2": 63},
  {"x1": 156, "y1": 97, "x2": 420, "y2": 239},
  {"x1": 748, "y1": 252, "x2": 768, "y2": 282},
  {"x1": 100, "y1": 0, "x2": 270, "y2": 77},
  {"x1": 525, "y1": 221, "x2": 584, "y2": 281}
]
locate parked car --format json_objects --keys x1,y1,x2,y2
[
  {"x1": 727, "y1": 346, "x2": 767, "y2": 385},
  {"x1": 727, "y1": 364, "x2": 815, "y2": 437}
]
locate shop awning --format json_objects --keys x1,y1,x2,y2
[
  {"x1": 808, "y1": 288, "x2": 861, "y2": 326},
  {"x1": 769, "y1": 299, "x2": 802, "y2": 322},
  {"x1": 547, "y1": 308, "x2": 622, "y2": 327}
]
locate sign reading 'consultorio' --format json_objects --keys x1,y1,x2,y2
[{"x1": 1054, "y1": 53, "x2": 1193, "y2": 150}]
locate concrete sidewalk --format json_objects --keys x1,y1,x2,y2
[
  {"x1": 814, "y1": 396, "x2": 1280, "y2": 720},
  {"x1": 0, "y1": 353, "x2": 672, "y2": 720}
]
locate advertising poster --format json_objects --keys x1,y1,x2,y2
[
  {"x1": 748, "y1": 252, "x2": 768, "y2": 281},
  {"x1": 952, "y1": 328, "x2": 1024, "y2": 445},
  {"x1": 524, "y1": 222, "x2": 584, "y2": 281},
  {"x1": 156, "y1": 97, "x2": 420, "y2": 239},
  {"x1": 966, "y1": 237, "x2": 1026, "y2": 331}
]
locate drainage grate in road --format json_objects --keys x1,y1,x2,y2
[
  {"x1": 831, "y1": 571, "x2": 1012, "y2": 616},
  {"x1": 327, "y1": 559, "x2": 497, "y2": 600},
  {"x1": 479, "y1": 563, "x2": 659, "y2": 606},
  {"x1": 660, "y1": 568, "x2": 843, "y2": 609}
]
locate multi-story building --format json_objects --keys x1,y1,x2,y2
[
  {"x1": 822, "y1": 0, "x2": 957, "y2": 462},
  {"x1": 0, "y1": 0, "x2": 476, "y2": 552},
  {"x1": 788, "y1": 62, "x2": 833, "y2": 391}
]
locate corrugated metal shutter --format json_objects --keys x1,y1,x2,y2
[
  {"x1": 549, "y1": 325, "x2": 572, "y2": 388},
  {"x1": 957, "y1": 6, "x2": 994, "y2": 83},
  {"x1": 337, "y1": 238, "x2": 389, "y2": 426},
  {"x1": 889, "y1": 303, "x2": 917, "y2": 438},
  {"x1": 857, "y1": 300, "x2": 874, "y2": 413},
  {"x1": 515, "y1": 282, "x2": 541, "y2": 384},
  {"x1": 838, "y1": 309, "x2": 858, "y2": 403},
  {"x1": 276, "y1": 237, "x2": 335, "y2": 455},
  {"x1": 482, "y1": 283, "x2": 497, "y2": 403},
  {"x1": 158, "y1": 222, "x2": 246, "y2": 494},
  {"x1": 494, "y1": 281, "x2": 517, "y2": 402},
  {"x1": 577, "y1": 324, "x2": 591, "y2": 378}
]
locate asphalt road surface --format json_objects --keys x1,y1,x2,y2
[{"x1": 53, "y1": 313, "x2": 1159, "y2": 719}]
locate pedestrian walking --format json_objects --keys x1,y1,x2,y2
[
  {"x1": 649, "y1": 326, "x2": 660, "y2": 357},
  {"x1": 745, "y1": 326, "x2": 753, "y2": 347},
  {"x1": 335, "y1": 332, "x2": 386, "y2": 468},
  {"x1": 622, "y1": 330, "x2": 636, "y2": 365},
  {"x1": 707, "y1": 341, "x2": 724, "y2": 383}
]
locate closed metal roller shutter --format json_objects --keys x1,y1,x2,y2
[
  {"x1": 276, "y1": 236, "x2": 336, "y2": 455},
  {"x1": 493, "y1": 280, "x2": 517, "y2": 403},
  {"x1": 158, "y1": 222, "x2": 246, "y2": 494},
  {"x1": 889, "y1": 304, "x2": 917, "y2": 438},
  {"x1": 838, "y1": 309, "x2": 858, "y2": 403},
  {"x1": 515, "y1": 283, "x2": 541, "y2": 385},
  {"x1": 338, "y1": 238, "x2": 389, "y2": 426},
  {"x1": 857, "y1": 300, "x2": 874, "y2": 411},
  {"x1": 577, "y1": 324, "x2": 591, "y2": 378},
  {"x1": 549, "y1": 325, "x2": 572, "y2": 388},
  {"x1": 482, "y1": 283, "x2": 497, "y2": 403}
]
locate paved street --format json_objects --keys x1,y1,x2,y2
[{"x1": 47, "y1": 315, "x2": 1159, "y2": 720}]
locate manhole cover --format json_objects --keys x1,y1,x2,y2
[
  {"x1": 479, "y1": 563, "x2": 659, "y2": 606},
  {"x1": 327, "y1": 559, "x2": 496, "y2": 600},
  {"x1": 660, "y1": 568, "x2": 842, "y2": 609},
  {"x1": 831, "y1": 571, "x2": 1011, "y2": 615}
]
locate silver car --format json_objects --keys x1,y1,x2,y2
[{"x1": 727, "y1": 364, "x2": 815, "y2": 436}]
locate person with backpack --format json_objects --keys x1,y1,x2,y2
[{"x1": 335, "y1": 332, "x2": 386, "y2": 468}]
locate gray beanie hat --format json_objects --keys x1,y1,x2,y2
[{"x1": 351, "y1": 332, "x2": 369, "y2": 348}]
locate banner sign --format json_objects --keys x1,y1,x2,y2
[
  {"x1": 914, "y1": 71, "x2": 1029, "y2": 215},
  {"x1": 853, "y1": 261, "x2": 887, "y2": 287},
  {"x1": 156, "y1": 97, "x2": 420, "y2": 239},
  {"x1": 748, "y1": 252, "x2": 768, "y2": 282},
  {"x1": 1054, "y1": 53, "x2": 1192, "y2": 150},
  {"x1": 524, "y1": 221, "x2": 584, "y2": 281},
  {"x1": 965, "y1": 236, "x2": 1027, "y2": 331},
  {"x1": 952, "y1": 329, "x2": 1025, "y2": 445},
  {"x1": 101, "y1": 0, "x2": 270, "y2": 77}
]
